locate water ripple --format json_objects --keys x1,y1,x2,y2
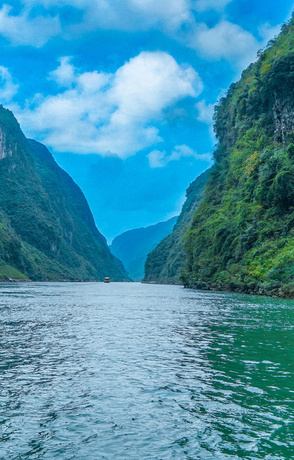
[{"x1": 0, "y1": 282, "x2": 294, "y2": 459}]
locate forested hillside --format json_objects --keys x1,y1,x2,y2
[
  {"x1": 183, "y1": 17, "x2": 294, "y2": 297},
  {"x1": 0, "y1": 105, "x2": 128, "y2": 281},
  {"x1": 110, "y1": 217, "x2": 177, "y2": 281},
  {"x1": 143, "y1": 169, "x2": 210, "y2": 284}
]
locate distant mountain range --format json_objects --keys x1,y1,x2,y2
[
  {"x1": 143, "y1": 169, "x2": 210, "y2": 284},
  {"x1": 0, "y1": 105, "x2": 128, "y2": 281},
  {"x1": 110, "y1": 216, "x2": 178, "y2": 281}
]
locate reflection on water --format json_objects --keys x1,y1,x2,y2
[{"x1": 0, "y1": 282, "x2": 294, "y2": 459}]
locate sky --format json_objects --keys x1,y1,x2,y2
[{"x1": 0, "y1": 0, "x2": 294, "y2": 241}]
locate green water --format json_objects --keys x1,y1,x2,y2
[{"x1": 0, "y1": 282, "x2": 294, "y2": 459}]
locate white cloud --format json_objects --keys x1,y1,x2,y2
[
  {"x1": 0, "y1": 0, "x2": 258, "y2": 68},
  {"x1": 0, "y1": 4, "x2": 61, "y2": 47},
  {"x1": 258, "y1": 22, "x2": 282, "y2": 43},
  {"x1": 196, "y1": 99, "x2": 214, "y2": 124},
  {"x1": 148, "y1": 150, "x2": 166, "y2": 168},
  {"x1": 111, "y1": 0, "x2": 192, "y2": 31},
  {"x1": 0, "y1": 66, "x2": 18, "y2": 102},
  {"x1": 195, "y1": 99, "x2": 217, "y2": 141},
  {"x1": 189, "y1": 21, "x2": 259, "y2": 67},
  {"x1": 172, "y1": 144, "x2": 211, "y2": 162},
  {"x1": 15, "y1": 52, "x2": 203, "y2": 157},
  {"x1": 0, "y1": 1, "x2": 275, "y2": 73},
  {"x1": 15, "y1": 0, "x2": 193, "y2": 37},
  {"x1": 110, "y1": 52, "x2": 202, "y2": 123},
  {"x1": 148, "y1": 144, "x2": 211, "y2": 168},
  {"x1": 49, "y1": 57, "x2": 75, "y2": 87}
]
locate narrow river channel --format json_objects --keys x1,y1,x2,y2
[{"x1": 1, "y1": 282, "x2": 294, "y2": 459}]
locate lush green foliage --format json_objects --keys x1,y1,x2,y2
[
  {"x1": 143, "y1": 169, "x2": 210, "y2": 284},
  {"x1": 0, "y1": 106, "x2": 129, "y2": 281},
  {"x1": 183, "y1": 17, "x2": 294, "y2": 297},
  {"x1": 0, "y1": 264, "x2": 28, "y2": 280},
  {"x1": 111, "y1": 216, "x2": 177, "y2": 281}
]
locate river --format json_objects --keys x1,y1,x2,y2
[{"x1": 1, "y1": 282, "x2": 294, "y2": 459}]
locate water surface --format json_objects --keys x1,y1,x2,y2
[{"x1": 1, "y1": 282, "x2": 294, "y2": 459}]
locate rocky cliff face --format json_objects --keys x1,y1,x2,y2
[
  {"x1": 183, "y1": 17, "x2": 294, "y2": 297},
  {"x1": 0, "y1": 126, "x2": 16, "y2": 160},
  {"x1": 273, "y1": 94, "x2": 294, "y2": 143},
  {"x1": 0, "y1": 105, "x2": 128, "y2": 281}
]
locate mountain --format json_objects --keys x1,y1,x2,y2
[
  {"x1": 143, "y1": 169, "x2": 210, "y2": 284},
  {"x1": 183, "y1": 17, "x2": 294, "y2": 297},
  {"x1": 0, "y1": 105, "x2": 128, "y2": 281},
  {"x1": 110, "y1": 216, "x2": 178, "y2": 281}
]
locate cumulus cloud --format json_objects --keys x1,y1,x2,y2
[
  {"x1": 6, "y1": 0, "x2": 193, "y2": 40},
  {"x1": 49, "y1": 57, "x2": 76, "y2": 87},
  {"x1": 0, "y1": 0, "x2": 261, "y2": 70},
  {"x1": 148, "y1": 144, "x2": 211, "y2": 168},
  {"x1": 189, "y1": 20, "x2": 259, "y2": 67},
  {"x1": 0, "y1": 1, "x2": 274, "y2": 73},
  {"x1": 15, "y1": 52, "x2": 203, "y2": 157},
  {"x1": 0, "y1": 66, "x2": 19, "y2": 102},
  {"x1": 0, "y1": 4, "x2": 61, "y2": 47}
]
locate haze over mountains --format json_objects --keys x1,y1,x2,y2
[
  {"x1": 110, "y1": 216, "x2": 177, "y2": 281},
  {"x1": 144, "y1": 169, "x2": 210, "y2": 284}
]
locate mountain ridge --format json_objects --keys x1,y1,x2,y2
[
  {"x1": 110, "y1": 216, "x2": 178, "y2": 281},
  {"x1": 182, "y1": 16, "x2": 294, "y2": 297},
  {"x1": 0, "y1": 104, "x2": 128, "y2": 281},
  {"x1": 143, "y1": 168, "x2": 210, "y2": 284}
]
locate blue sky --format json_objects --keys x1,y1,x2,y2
[{"x1": 0, "y1": 0, "x2": 293, "y2": 240}]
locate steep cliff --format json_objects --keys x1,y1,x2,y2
[
  {"x1": 183, "y1": 17, "x2": 294, "y2": 297},
  {"x1": 0, "y1": 105, "x2": 128, "y2": 281},
  {"x1": 110, "y1": 216, "x2": 177, "y2": 281},
  {"x1": 143, "y1": 169, "x2": 210, "y2": 284}
]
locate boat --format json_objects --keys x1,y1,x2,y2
[{"x1": 104, "y1": 277, "x2": 110, "y2": 283}]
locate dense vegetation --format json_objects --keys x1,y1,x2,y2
[
  {"x1": 183, "y1": 16, "x2": 294, "y2": 297},
  {"x1": 143, "y1": 169, "x2": 210, "y2": 284},
  {"x1": 0, "y1": 106, "x2": 128, "y2": 281},
  {"x1": 110, "y1": 216, "x2": 177, "y2": 281}
]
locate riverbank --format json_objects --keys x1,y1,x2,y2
[
  {"x1": 0, "y1": 265, "x2": 29, "y2": 282},
  {"x1": 184, "y1": 279, "x2": 294, "y2": 299}
]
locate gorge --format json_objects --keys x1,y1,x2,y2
[{"x1": 0, "y1": 105, "x2": 128, "y2": 281}]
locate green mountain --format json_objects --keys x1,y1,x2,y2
[
  {"x1": 0, "y1": 105, "x2": 128, "y2": 281},
  {"x1": 143, "y1": 169, "x2": 210, "y2": 284},
  {"x1": 110, "y1": 216, "x2": 177, "y2": 281},
  {"x1": 183, "y1": 17, "x2": 294, "y2": 297}
]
